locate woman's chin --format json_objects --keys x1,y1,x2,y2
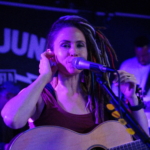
[
  {"x1": 58, "y1": 64, "x2": 83, "y2": 76},
  {"x1": 61, "y1": 68, "x2": 82, "y2": 76}
]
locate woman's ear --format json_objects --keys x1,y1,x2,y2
[{"x1": 46, "y1": 49, "x2": 52, "y2": 53}]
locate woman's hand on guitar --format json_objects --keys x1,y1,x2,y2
[{"x1": 113, "y1": 70, "x2": 138, "y2": 105}]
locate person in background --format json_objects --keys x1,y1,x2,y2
[
  {"x1": 112, "y1": 36, "x2": 150, "y2": 127},
  {"x1": 1, "y1": 16, "x2": 149, "y2": 148},
  {"x1": 0, "y1": 81, "x2": 28, "y2": 150}
]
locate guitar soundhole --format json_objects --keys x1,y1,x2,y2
[
  {"x1": 91, "y1": 148, "x2": 106, "y2": 150},
  {"x1": 88, "y1": 144, "x2": 108, "y2": 150}
]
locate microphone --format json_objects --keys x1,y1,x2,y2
[{"x1": 72, "y1": 57, "x2": 116, "y2": 72}]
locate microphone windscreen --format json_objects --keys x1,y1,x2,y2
[{"x1": 71, "y1": 57, "x2": 85, "y2": 69}]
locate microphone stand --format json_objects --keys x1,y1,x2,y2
[{"x1": 95, "y1": 73, "x2": 150, "y2": 149}]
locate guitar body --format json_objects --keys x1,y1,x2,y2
[{"x1": 8, "y1": 121, "x2": 133, "y2": 150}]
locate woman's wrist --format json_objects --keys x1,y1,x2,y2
[
  {"x1": 39, "y1": 73, "x2": 52, "y2": 84},
  {"x1": 127, "y1": 94, "x2": 146, "y2": 111},
  {"x1": 129, "y1": 102, "x2": 145, "y2": 111},
  {"x1": 126, "y1": 95, "x2": 138, "y2": 106}
]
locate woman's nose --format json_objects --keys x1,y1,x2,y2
[{"x1": 69, "y1": 46, "x2": 78, "y2": 57}]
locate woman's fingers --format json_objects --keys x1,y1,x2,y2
[{"x1": 113, "y1": 70, "x2": 137, "y2": 84}]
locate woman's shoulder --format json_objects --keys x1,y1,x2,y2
[{"x1": 42, "y1": 83, "x2": 57, "y2": 106}]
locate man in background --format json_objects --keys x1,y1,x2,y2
[
  {"x1": 0, "y1": 81, "x2": 29, "y2": 150},
  {"x1": 112, "y1": 36, "x2": 150, "y2": 127}
]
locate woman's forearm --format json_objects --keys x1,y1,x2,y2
[{"x1": 1, "y1": 74, "x2": 48, "y2": 129}]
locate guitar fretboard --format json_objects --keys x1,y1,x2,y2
[{"x1": 110, "y1": 139, "x2": 149, "y2": 150}]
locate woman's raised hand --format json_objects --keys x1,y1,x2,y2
[{"x1": 39, "y1": 49, "x2": 58, "y2": 83}]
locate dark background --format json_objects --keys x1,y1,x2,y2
[
  {"x1": 0, "y1": 0, "x2": 150, "y2": 88},
  {"x1": 1, "y1": 0, "x2": 150, "y2": 16}
]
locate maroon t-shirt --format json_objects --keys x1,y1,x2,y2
[{"x1": 32, "y1": 88, "x2": 100, "y2": 133}]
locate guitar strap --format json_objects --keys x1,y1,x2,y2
[{"x1": 45, "y1": 83, "x2": 57, "y2": 99}]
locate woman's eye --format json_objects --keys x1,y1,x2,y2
[
  {"x1": 77, "y1": 43, "x2": 85, "y2": 48},
  {"x1": 61, "y1": 43, "x2": 70, "y2": 48}
]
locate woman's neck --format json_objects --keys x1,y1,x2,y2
[
  {"x1": 55, "y1": 72, "x2": 81, "y2": 96},
  {"x1": 54, "y1": 72, "x2": 90, "y2": 114}
]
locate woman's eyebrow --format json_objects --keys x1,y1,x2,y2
[
  {"x1": 59, "y1": 40, "x2": 86, "y2": 44},
  {"x1": 76, "y1": 40, "x2": 86, "y2": 43},
  {"x1": 59, "y1": 40, "x2": 70, "y2": 43},
  {"x1": 58, "y1": 40, "x2": 70, "y2": 45}
]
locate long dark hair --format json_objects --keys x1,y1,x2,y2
[{"x1": 46, "y1": 15, "x2": 117, "y2": 124}]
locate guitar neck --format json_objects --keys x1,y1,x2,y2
[{"x1": 109, "y1": 139, "x2": 149, "y2": 150}]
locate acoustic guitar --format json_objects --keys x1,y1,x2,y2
[{"x1": 7, "y1": 121, "x2": 149, "y2": 150}]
